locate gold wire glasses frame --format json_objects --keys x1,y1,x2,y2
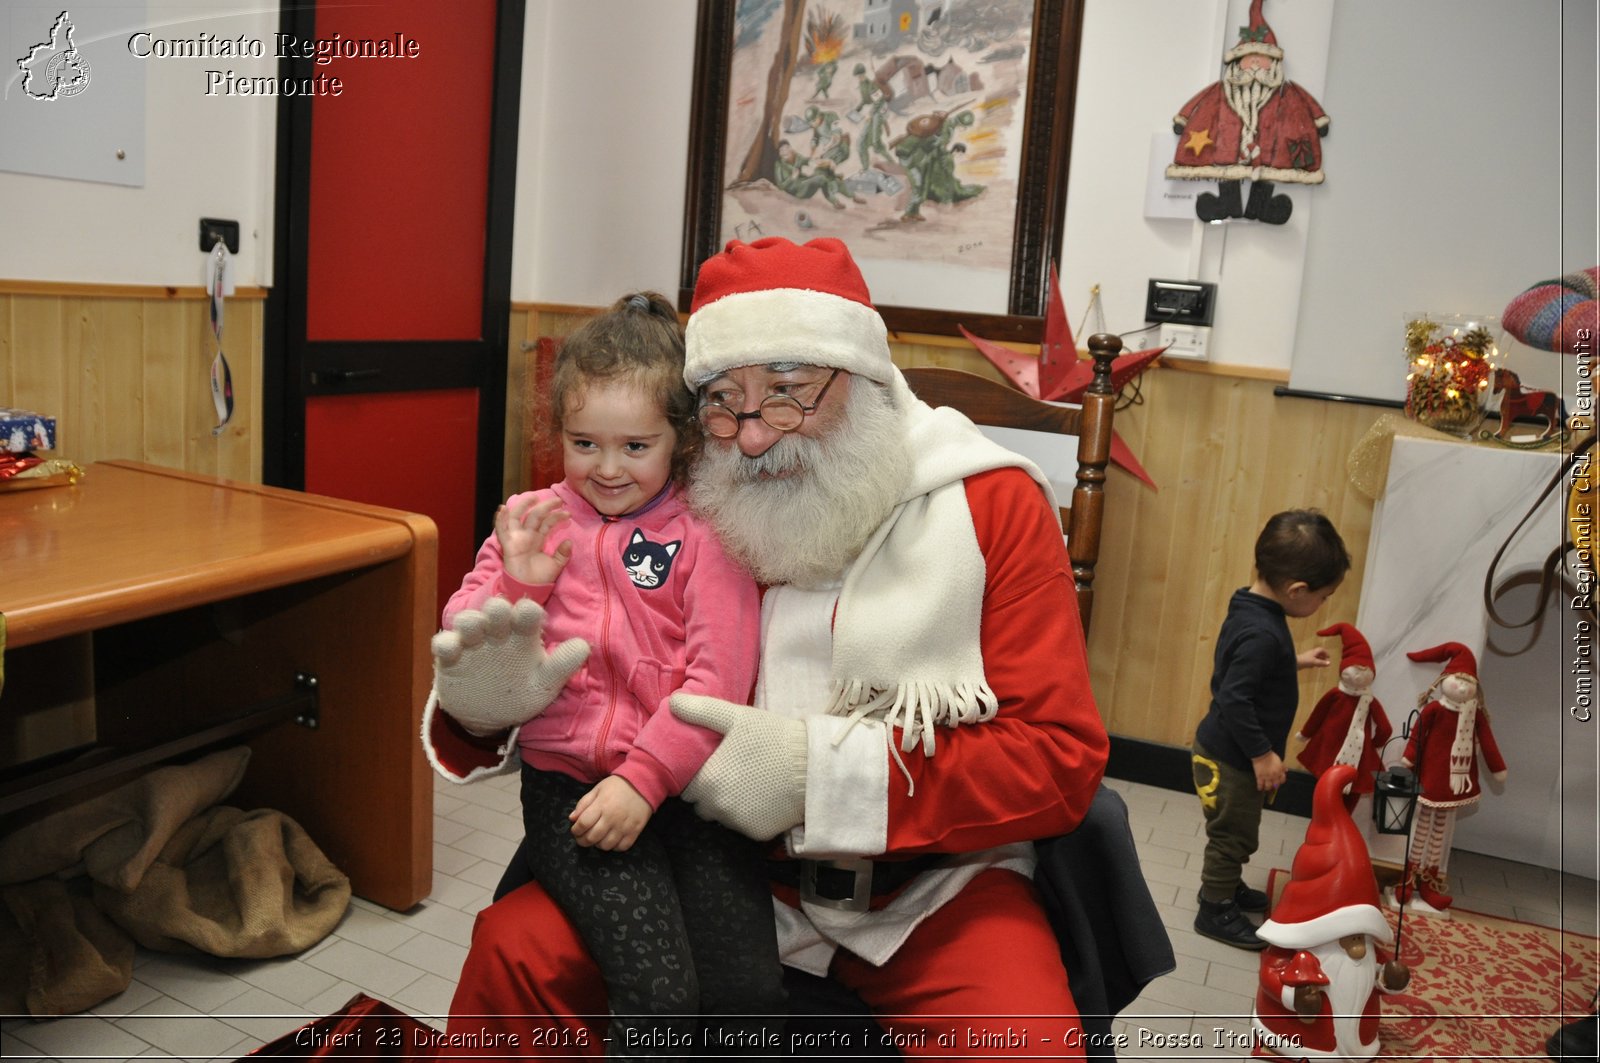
[{"x1": 696, "y1": 369, "x2": 840, "y2": 438}]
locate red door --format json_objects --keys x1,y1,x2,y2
[{"x1": 267, "y1": 0, "x2": 523, "y2": 616}]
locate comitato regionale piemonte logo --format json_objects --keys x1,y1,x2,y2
[{"x1": 17, "y1": 10, "x2": 92, "y2": 100}]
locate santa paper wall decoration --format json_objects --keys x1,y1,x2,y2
[{"x1": 1165, "y1": 0, "x2": 1330, "y2": 224}]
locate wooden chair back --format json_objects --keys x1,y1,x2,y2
[{"x1": 901, "y1": 333, "x2": 1121, "y2": 633}]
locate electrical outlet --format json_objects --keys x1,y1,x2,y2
[
  {"x1": 199, "y1": 218, "x2": 239, "y2": 254},
  {"x1": 1158, "y1": 323, "x2": 1211, "y2": 361}
]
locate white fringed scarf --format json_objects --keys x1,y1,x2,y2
[
  {"x1": 1442, "y1": 690, "x2": 1479, "y2": 796},
  {"x1": 1333, "y1": 681, "x2": 1373, "y2": 769},
  {"x1": 823, "y1": 375, "x2": 1058, "y2": 787}
]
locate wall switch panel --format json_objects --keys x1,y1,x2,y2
[{"x1": 1158, "y1": 323, "x2": 1210, "y2": 361}]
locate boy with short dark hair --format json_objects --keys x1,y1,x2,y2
[{"x1": 1191, "y1": 509, "x2": 1349, "y2": 949}]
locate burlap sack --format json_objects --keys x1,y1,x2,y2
[
  {"x1": 95, "y1": 806, "x2": 350, "y2": 958},
  {"x1": 0, "y1": 878, "x2": 135, "y2": 1017},
  {"x1": 0, "y1": 746, "x2": 251, "y2": 890}
]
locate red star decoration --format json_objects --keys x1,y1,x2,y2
[{"x1": 959, "y1": 264, "x2": 1165, "y2": 488}]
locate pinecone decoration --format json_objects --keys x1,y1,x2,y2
[{"x1": 1458, "y1": 326, "x2": 1495, "y2": 358}]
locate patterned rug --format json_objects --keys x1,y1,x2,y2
[{"x1": 1267, "y1": 868, "x2": 1597, "y2": 1061}]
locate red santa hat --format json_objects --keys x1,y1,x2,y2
[
  {"x1": 1257, "y1": 765, "x2": 1392, "y2": 948},
  {"x1": 1318, "y1": 623, "x2": 1374, "y2": 672},
  {"x1": 1406, "y1": 641, "x2": 1478, "y2": 680},
  {"x1": 1223, "y1": 0, "x2": 1285, "y2": 63},
  {"x1": 684, "y1": 237, "x2": 893, "y2": 388}
]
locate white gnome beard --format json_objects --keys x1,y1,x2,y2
[
  {"x1": 1310, "y1": 938, "x2": 1378, "y2": 1055},
  {"x1": 690, "y1": 379, "x2": 911, "y2": 589}
]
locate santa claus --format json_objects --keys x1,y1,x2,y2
[
  {"x1": 1396, "y1": 642, "x2": 1508, "y2": 914},
  {"x1": 1295, "y1": 624, "x2": 1393, "y2": 812},
  {"x1": 1254, "y1": 764, "x2": 1407, "y2": 1061},
  {"x1": 1166, "y1": 0, "x2": 1330, "y2": 224}
]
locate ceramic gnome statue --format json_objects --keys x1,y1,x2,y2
[
  {"x1": 1296, "y1": 623, "x2": 1393, "y2": 813},
  {"x1": 1254, "y1": 765, "x2": 1408, "y2": 1061},
  {"x1": 1396, "y1": 642, "x2": 1508, "y2": 914}
]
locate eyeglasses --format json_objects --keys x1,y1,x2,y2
[{"x1": 697, "y1": 369, "x2": 839, "y2": 438}]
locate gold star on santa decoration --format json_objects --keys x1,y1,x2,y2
[{"x1": 1185, "y1": 127, "x2": 1214, "y2": 156}]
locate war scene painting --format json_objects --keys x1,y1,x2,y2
[{"x1": 718, "y1": 0, "x2": 1038, "y2": 312}]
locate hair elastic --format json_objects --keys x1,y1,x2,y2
[{"x1": 626, "y1": 294, "x2": 650, "y2": 312}]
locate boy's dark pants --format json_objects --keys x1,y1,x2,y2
[{"x1": 1191, "y1": 741, "x2": 1265, "y2": 903}]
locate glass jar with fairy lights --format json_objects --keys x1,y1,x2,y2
[{"x1": 1402, "y1": 313, "x2": 1499, "y2": 437}]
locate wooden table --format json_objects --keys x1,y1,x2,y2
[{"x1": 0, "y1": 461, "x2": 437, "y2": 909}]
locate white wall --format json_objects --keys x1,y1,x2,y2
[
  {"x1": 6, "y1": 0, "x2": 1591, "y2": 398},
  {"x1": 1291, "y1": 0, "x2": 1597, "y2": 402},
  {"x1": 510, "y1": 0, "x2": 697, "y2": 305},
  {"x1": 512, "y1": 0, "x2": 1597, "y2": 400},
  {"x1": 0, "y1": 2, "x2": 278, "y2": 288}
]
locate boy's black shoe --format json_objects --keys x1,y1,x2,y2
[
  {"x1": 1195, "y1": 896, "x2": 1266, "y2": 950},
  {"x1": 1195, "y1": 884, "x2": 1271, "y2": 913},
  {"x1": 1233, "y1": 883, "x2": 1271, "y2": 913}
]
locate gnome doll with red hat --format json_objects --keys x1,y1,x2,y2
[
  {"x1": 1395, "y1": 642, "x2": 1508, "y2": 915},
  {"x1": 1253, "y1": 765, "x2": 1409, "y2": 1061},
  {"x1": 1294, "y1": 624, "x2": 1393, "y2": 813}
]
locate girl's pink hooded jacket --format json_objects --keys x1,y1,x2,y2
[{"x1": 444, "y1": 481, "x2": 758, "y2": 809}]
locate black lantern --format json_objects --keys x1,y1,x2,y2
[
  {"x1": 1373, "y1": 763, "x2": 1419, "y2": 989},
  {"x1": 1373, "y1": 765, "x2": 1419, "y2": 835}
]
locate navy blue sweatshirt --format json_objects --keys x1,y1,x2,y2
[{"x1": 1194, "y1": 588, "x2": 1298, "y2": 772}]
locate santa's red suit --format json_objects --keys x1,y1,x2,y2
[
  {"x1": 431, "y1": 469, "x2": 1106, "y2": 1056},
  {"x1": 426, "y1": 237, "x2": 1111, "y2": 1058},
  {"x1": 1253, "y1": 766, "x2": 1395, "y2": 1061},
  {"x1": 1296, "y1": 624, "x2": 1391, "y2": 798}
]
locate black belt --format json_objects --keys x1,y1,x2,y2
[{"x1": 768, "y1": 855, "x2": 944, "y2": 912}]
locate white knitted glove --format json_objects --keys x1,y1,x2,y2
[
  {"x1": 671, "y1": 693, "x2": 808, "y2": 841},
  {"x1": 431, "y1": 597, "x2": 589, "y2": 736}
]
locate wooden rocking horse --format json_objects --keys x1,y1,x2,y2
[{"x1": 1490, "y1": 367, "x2": 1565, "y2": 442}]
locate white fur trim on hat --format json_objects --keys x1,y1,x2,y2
[
  {"x1": 685, "y1": 287, "x2": 892, "y2": 387},
  {"x1": 1258, "y1": 903, "x2": 1391, "y2": 949}
]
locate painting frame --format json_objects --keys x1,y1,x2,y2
[{"x1": 679, "y1": 0, "x2": 1086, "y2": 343}]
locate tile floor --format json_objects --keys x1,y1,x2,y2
[{"x1": 3, "y1": 774, "x2": 1594, "y2": 1061}]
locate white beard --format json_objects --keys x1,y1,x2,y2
[
  {"x1": 689, "y1": 378, "x2": 913, "y2": 589},
  {"x1": 1223, "y1": 59, "x2": 1284, "y2": 147},
  {"x1": 1309, "y1": 938, "x2": 1379, "y2": 1056}
]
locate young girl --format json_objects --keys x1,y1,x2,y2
[{"x1": 444, "y1": 292, "x2": 784, "y2": 1051}]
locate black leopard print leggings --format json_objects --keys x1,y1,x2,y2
[{"x1": 519, "y1": 764, "x2": 787, "y2": 1059}]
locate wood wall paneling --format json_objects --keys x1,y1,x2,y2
[
  {"x1": 1, "y1": 288, "x2": 263, "y2": 482},
  {"x1": 5, "y1": 290, "x2": 1380, "y2": 764}
]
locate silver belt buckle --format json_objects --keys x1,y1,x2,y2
[{"x1": 799, "y1": 856, "x2": 873, "y2": 913}]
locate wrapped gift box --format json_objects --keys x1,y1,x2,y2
[{"x1": 0, "y1": 409, "x2": 57, "y2": 453}]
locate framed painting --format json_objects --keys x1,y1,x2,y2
[{"x1": 680, "y1": 0, "x2": 1085, "y2": 342}]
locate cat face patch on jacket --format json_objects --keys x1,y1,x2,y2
[{"x1": 622, "y1": 528, "x2": 680, "y2": 589}]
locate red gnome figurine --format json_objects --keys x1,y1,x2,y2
[
  {"x1": 1396, "y1": 642, "x2": 1508, "y2": 915},
  {"x1": 1295, "y1": 624, "x2": 1392, "y2": 813},
  {"x1": 1254, "y1": 765, "x2": 1407, "y2": 1061}
]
